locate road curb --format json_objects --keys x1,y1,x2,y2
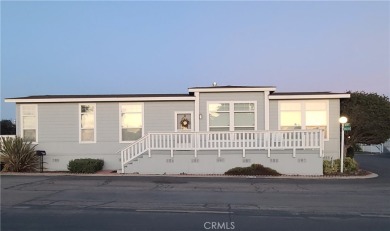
[{"x1": 0, "y1": 171, "x2": 379, "y2": 179}]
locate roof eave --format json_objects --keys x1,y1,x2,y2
[
  {"x1": 269, "y1": 94, "x2": 351, "y2": 100},
  {"x1": 188, "y1": 87, "x2": 277, "y2": 93},
  {"x1": 5, "y1": 96, "x2": 196, "y2": 103}
]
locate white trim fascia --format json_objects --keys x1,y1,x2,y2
[
  {"x1": 20, "y1": 105, "x2": 24, "y2": 139},
  {"x1": 35, "y1": 105, "x2": 39, "y2": 144},
  {"x1": 189, "y1": 87, "x2": 276, "y2": 93},
  {"x1": 118, "y1": 103, "x2": 125, "y2": 143},
  {"x1": 5, "y1": 96, "x2": 195, "y2": 103},
  {"x1": 326, "y1": 101, "x2": 330, "y2": 141},
  {"x1": 194, "y1": 92, "x2": 200, "y2": 132},
  {"x1": 269, "y1": 94, "x2": 350, "y2": 100},
  {"x1": 264, "y1": 91, "x2": 270, "y2": 130}
]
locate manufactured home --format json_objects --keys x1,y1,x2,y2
[{"x1": 5, "y1": 85, "x2": 350, "y2": 175}]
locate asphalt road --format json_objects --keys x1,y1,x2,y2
[{"x1": 1, "y1": 153, "x2": 390, "y2": 231}]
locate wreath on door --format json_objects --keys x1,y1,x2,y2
[{"x1": 180, "y1": 116, "x2": 190, "y2": 129}]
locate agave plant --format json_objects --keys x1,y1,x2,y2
[{"x1": 0, "y1": 136, "x2": 39, "y2": 172}]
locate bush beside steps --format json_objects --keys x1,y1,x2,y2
[
  {"x1": 225, "y1": 164, "x2": 281, "y2": 176},
  {"x1": 323, "y1": 157, "x2": 359, "y2": 175},
  {"x1": 68, "y1": 158, "x2": 104, "y2": 173}
]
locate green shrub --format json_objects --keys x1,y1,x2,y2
[
  {"x1": 0, "y1": 136, "x2": 39, "y2": 172},
  {"x1": 343, "y1": 157, "x2": 358, "y2": 173},
  {"x1": 323, "y1": 159, "x2": 339, "y2": 175},
  {"x1": 323, "y1": 157, "x2": 359, "y2": 175},
  {"x1": 225, "y1": 164, "x2": 281, "y2": 176},
  {"x1": 67, "y1": 158, "x2": 104, "y2": 173}
]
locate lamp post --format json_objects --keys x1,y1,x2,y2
[{"x1": 339, "y1": 116, "x2": 348, "y2": 173}]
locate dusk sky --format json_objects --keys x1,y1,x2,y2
[{"x1": 1, "y1": 1, "x2": 389, "y2": 120}]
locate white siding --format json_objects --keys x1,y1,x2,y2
[
  {"x1": 144, "y1": 101, "x2": 195, "y2": 133},
  {"x1": 326, "y1": 99, "x2": 341, "y2": 159},
  {"x1": 36, "y1": 103, "x2": 125, "y2": 170},
  {"x1": 15, "y1": 101, "x2": 194, "y2": 171},
  {"x1": 97, "y1": 103, "x2": 120, "y2": 142},
  {"x1": 16, "y1": 104, "x2": 21, "y2": 136},
  {"x1": 39, "y1": 103, "x2": 79, "y2": 142}
]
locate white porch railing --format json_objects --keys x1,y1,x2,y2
[{"x1": 120, "y1": 130, "x2": 324, "y2": 173}]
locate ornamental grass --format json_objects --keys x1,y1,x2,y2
[{"x1": 0, "y1": 136, "x2": 39, "y2": 172}]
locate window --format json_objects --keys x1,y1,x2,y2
[
  {"x1": 21, "y1": 105, "x2": 38, "y2": 142},
  {"x1": 234, "y1": 103, "x2": 255, "y2": 131},
  {"x1": 208, "y1": 102, "x2": 256, "y2": 131},
  {"x1": 209, "y1": 103, "x2": 230, "y2": 131},
  {"x1": 279, "y1": 101, "x2": 328, "y2": 138},
  {"x1": 305, "y1": 102, "x2": 327, "y2": 134},
  {"x1": 280, "y1": 102, "x2": 302, "y2": 130},
  {"x1": 80, "y1": 104, "x2": 96, "y2": 143},
  {"x1": 120, "y1": 103, "x2": 143, "y2": 142}
]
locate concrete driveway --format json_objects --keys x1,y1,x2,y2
[{"x1": 1, "y1": 153, "x2": 390, "y2": 231}]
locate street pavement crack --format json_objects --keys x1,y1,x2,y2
[{"x1": 3, "y1": 178, "x2": 51, "y2": 190}]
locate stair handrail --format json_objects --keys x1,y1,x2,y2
[{"x1": 120, "y1": 134, "x2": 151, "y2": 173}]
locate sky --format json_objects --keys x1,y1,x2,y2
[{"x1": 1, "y1": 0, "x2": 389, "y2": 120}]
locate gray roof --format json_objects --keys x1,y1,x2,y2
[{"x1": 7, "y1": 93, "x2": 193, "y2": 100}]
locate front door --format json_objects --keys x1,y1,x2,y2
[
  {"x1": 175, "y1": 112, "x2": 193, "y2": 149},
  {"x1": 175, "y1": 112, "x2": 193, "y2": 132}
]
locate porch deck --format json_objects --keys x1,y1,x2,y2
[{"x1": 120, "y1": 130, "x2": 324, "y2": 173}]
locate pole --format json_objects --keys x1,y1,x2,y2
[
  {"x1": 40, "y1": 155, "x2": 43, "y2": 173},
  {"x1": 340, "y1": 123, "x2": 344, "y2": 173}
]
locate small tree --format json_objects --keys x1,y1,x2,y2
[
  {"x1": 0, "y1": 120, "x2": 16, "y2": 135},
  {"x1": 0, "y1": 136, "x2": 39, "y2": 172},
  {"x1": 341, "y1": 91, "x2": 390, "y2": 149}
]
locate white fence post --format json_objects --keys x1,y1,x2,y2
[
  {"x1": 293, "y1": 130, "x2": 296, "y2": 158},
  {"x1": 147, "y1": 134, "x2": 151, "y2": 157},
  {"x1": 170, "y1": 134, "x2": 174, "y2": 158},
  {"x1": 267, "y1": 131, "x2": 271, "y2": 158},
  {"x1": 194, "y1": 133, "x2": 198, "y2": 158}
]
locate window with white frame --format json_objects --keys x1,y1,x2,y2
[
  {"x1": 279, "y1": 102, "x2": 302, "y2": 130},
  {"x1": 21, "y1": 104, "x2": 38, "y2": 142},
  {"x1": 209, "y1": 103, "x2": 230, "y2": 131},
  {"x1": 120, "y1": 103, "x2": 143, "y2": 142},
  {"x1": 234, "y1": 103, "x2": 255, "y2": 131},
  {"x1": 208, "y1": 102, "x2": 256, "y2": 131},
  {"x1": 80, "y1": 104, "x2": 96, "y2": 142},
  {"x1": 279, "y1": 100, "x2": 328, "y2": 138}
]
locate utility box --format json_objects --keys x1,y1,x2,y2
[{"x1": 36, "y1": 150, "x2": 46, "y2": 156}]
